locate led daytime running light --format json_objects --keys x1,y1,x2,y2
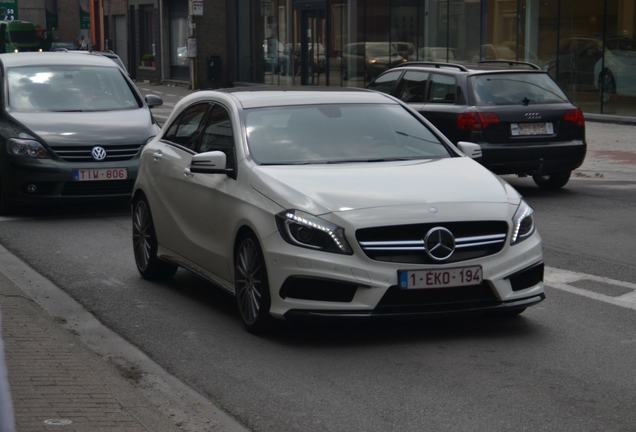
[{"x1": 511, "y1": 201, "x2": 535, "y2": 245}]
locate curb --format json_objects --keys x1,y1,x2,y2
[{"x1": 0, "y1": 243, "x2": 249, "y2": 432}]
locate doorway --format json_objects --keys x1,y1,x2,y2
[{"x1": 295, "y1": 1, "x2": 328, "y2": 85}]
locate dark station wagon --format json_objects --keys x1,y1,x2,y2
[{"x1": 368, "y1": 61, "x2": 586, "y2": 189}]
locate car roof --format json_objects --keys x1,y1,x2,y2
[
  {"x1": 0, "y1": 52, "x2": 118, "y2": 68},
  {"x1": 220, "y1": 87, "x2": 397, "y2": 109}
]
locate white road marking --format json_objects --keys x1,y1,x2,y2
[{"x1": 546, "y1": 266, "x2": 636, "y2": 311}]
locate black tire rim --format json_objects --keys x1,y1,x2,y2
[
  {"x1": 133, "y1": 200, "x2": 153, "y2": 272},
  {"x1": 235, "y1": 238, "x2": 264, "y2": 325}
]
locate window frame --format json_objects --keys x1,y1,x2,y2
[
  {"x1": 396, "y1": 70, "x2": 430, "y2": 103},
  {"x1": 161, "y1": 102, "x2": 212, "y2": 153},
  {"x1": 194, "y1": 102, "x2": 238, "y2": 179},
  {"x1": 426, "y1": 72, "x2": 460, "y2": 104},
  {"x1": 367, "y1": 70, "x2": 405, "y2": 95}
]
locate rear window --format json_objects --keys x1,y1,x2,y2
[{"x1": 470, "y1": 73, "x2": 568, "y2": 106}]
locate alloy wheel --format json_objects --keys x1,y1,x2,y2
[
  {"x1": 133, "y1": 199, "x2": 153, "y2": 272},
  {"x1": 235, "y1": 237, "x2": 268, "y2": 327}
]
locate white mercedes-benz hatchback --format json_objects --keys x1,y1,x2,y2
[{"x1": 132, "y1": 88, "x2": 544, "y2": 332}]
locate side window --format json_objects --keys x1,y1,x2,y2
[
  {"x1": 398, "y1": 71, "x2": 429, "y2": 103},
  {"x1": 197, "y1": 104, "x2": 235, "y2": 168},
  {"x1": 368, "y1": 70, "x2": 402, "y2": 94},
  {"x1": 163, "y1": 103, "x2": 210, "y2": 150},
  {"x1": 428, "y1": 74, "x2": 458, "y2": 104}
]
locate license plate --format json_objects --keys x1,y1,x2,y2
[
  {"x1": 511, "y1": 122, "x2": 554, "y2": 136},
  {"x1": 398, "y1": 266, "x2": 482, "y2": 289},
  {"x1": 73, "y1": 168, "x2": 128, "y2": 181}
]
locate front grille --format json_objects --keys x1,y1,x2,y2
[
  {"x1": 375, "y1": 283, "x2": 499, "y2": 313},
  {"x1": 357, "y1": 221, "x2": 508, "y2": 264},
  {"x1": 51, "y1": 144, "x2": 142, "y2": 162},
  {"x1": 62, "y1": 180, "x2": 134, "y2": 196}
]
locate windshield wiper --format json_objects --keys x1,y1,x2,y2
[{"x1": 395, "y1": 130, "x2": 442, "y2": 145}]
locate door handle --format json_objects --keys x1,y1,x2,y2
[
  {"x1": 152, "y1": 151, "x2": 163, "y2": 161},
  {"x1": 183, "y1": 167, "x2": 194, "y2": 178}
]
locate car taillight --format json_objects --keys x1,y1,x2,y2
[
  {"x1": 456, "y1": 112, "x2": 500, "y2": 131},
  {"x1": 562, "y1": 108, "x2": 585, "y2": 127}
]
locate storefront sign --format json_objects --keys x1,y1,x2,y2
[
  {"x1": 191, "y1": 0, "x2": 203, "y2": 16},
  {"x1": 0, "y1": 0, "x2": 18, "y2": 21}
]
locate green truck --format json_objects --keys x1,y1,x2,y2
[{"x1": 0, "y1": 20, "x2": 39, "y2": 52}]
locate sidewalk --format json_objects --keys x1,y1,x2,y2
[{"x1": 0, "y1": 272, "x2": 180, "y2": 432}]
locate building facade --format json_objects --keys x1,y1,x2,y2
[{"x1": 231, "y1": 0, "x2": 636, "y2": 117}]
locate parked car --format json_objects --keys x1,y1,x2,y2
[
  {"x1": 0, "y1": 20, "x2": 39, "y2": 53},
  {"x1": 594, "y1": 36, "x2": 636, "y2": 100},
  {"x1": 367, "y1": 61, "x2": 586, "y2": 189},
  {"x1": 0, "y1": 52, "x2": 163, "y2": 213},
  {"x1": 342, "y1": 42, "x2": 407, "y2": 81},
  {"x1": 132, "y1": 88, "x2": 544, "y2": 332},
  {"x1": 66, "y1": 49, "x2": 129, "y2": 75},
  {"x1": 50, "y1": 41, "x2": 77, "y2": 51}
]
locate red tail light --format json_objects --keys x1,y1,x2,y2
[
  {"x1": 562, "y1": 108, "x2": 585, "y2": 127},
  {"x1": 456, "y1": 112, "x2": 500, "y2": 131}
]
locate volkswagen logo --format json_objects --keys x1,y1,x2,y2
[
  {"x1": 91, "y1": 146, "x2": 107, "y2": 161},
  {"x1": 424, "y1": 227, "x2": 456, "y2": 261}
]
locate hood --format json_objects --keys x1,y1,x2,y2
[
  {"x1": 251, "y1": 157, "x2": 521, "y2": 215},
  {"x1": 10, "y1": 109, "x2": 154, "y2": 146}
]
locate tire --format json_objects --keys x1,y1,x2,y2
[
  {"x1": 132, "y1": 197, "x2": 178, "y2": 280},
  {"x1": 532, "y1": 171, "x2": 571, "y2": 190},
  {"x1": 234, "y1": 233, "x2": 272, "y2": 333}
]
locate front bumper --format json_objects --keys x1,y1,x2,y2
[
  {"x1": 1, "y1": 156, "x2": 139, "y2": 204},
  {"x1": 262, "y1": 229, "x2": 544, "y2": 319},
  {"x1": 479, "y1": 140, "x2": 586, "y2": 175}
]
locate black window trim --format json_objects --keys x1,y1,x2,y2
[
  {"x1": 368, "y1": 69, "x2": 405, "y2": 94},
  {"x1": 160, "y1": 101, "x2": 212, "y2": 154},
  {"x1": 194, "y1": 101, "x2": 239, "y2": 179},
  {"x1": 395, "y1": 69, "x2": 430, "y2": 103}
]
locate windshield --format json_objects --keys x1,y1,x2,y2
[
  {"x1": 7, "y1": 66, "x2": 141, "y2": 112},
  {"x1": 245, "y1": 103, "x2": 451, "y2": 165},
  {"x1": 471, "y1": 73, "x2": 568, "y2": 106}
]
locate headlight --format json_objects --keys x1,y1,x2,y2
[
  {"x1": 7, "y1": 138, "x2": 50, "y2": 159},
  {"x1": 276, "y1": 210, "x2": 353, "y2": 255},
  {"x1": 511, "y1": 200, "x2": 535, "y2": 245}
]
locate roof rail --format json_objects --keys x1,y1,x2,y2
[
  {"x1": 478, "y1": 60, "x2": 541, "y2": 70},
  {"x1": 399, "y1": 61, "x2": 469, "y2": 72}
]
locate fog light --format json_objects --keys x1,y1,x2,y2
[{"x1": 26, "y1": 184, "x2": 37, "y2": 193}]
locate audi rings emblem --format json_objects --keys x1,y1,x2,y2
[
  {"x1": 91, "y1": 146, "x2": 107, "y2": 161},
  {"x1": 424, "y1": 227, "x2": 456, "y2": 261}
]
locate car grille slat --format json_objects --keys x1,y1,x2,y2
[
  {"x1": 356, "y1": 221, "x2": 508, "y2": 264},
  {"x1": 51, "y1": 145, "x2": 142, "y2": 162}
]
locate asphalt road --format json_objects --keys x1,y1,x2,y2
[{"x1": 1, "y1": 86, "x2": 635, "y2": 431}]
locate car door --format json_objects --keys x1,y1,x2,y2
[
  {"x1": 149, "y1": 102, "x2": 211, "y2": 257},
  {"x1": 171, "y1": 103, "x2": 241, "y2": 283}
]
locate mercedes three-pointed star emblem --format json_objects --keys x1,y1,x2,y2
[{"x1": 424, "y1": 227, "x2": 456, "y2": 261}]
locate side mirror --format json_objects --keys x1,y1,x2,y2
[
  {"x1": 456, "y1": 141, "x2": 483, "y2": 160},
  {"x1": 190, "y1": 151, "x2": 232, "y2": 175},
  {"x1": 145, "y1": 94, "x2": 163, "y2": 108}
]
